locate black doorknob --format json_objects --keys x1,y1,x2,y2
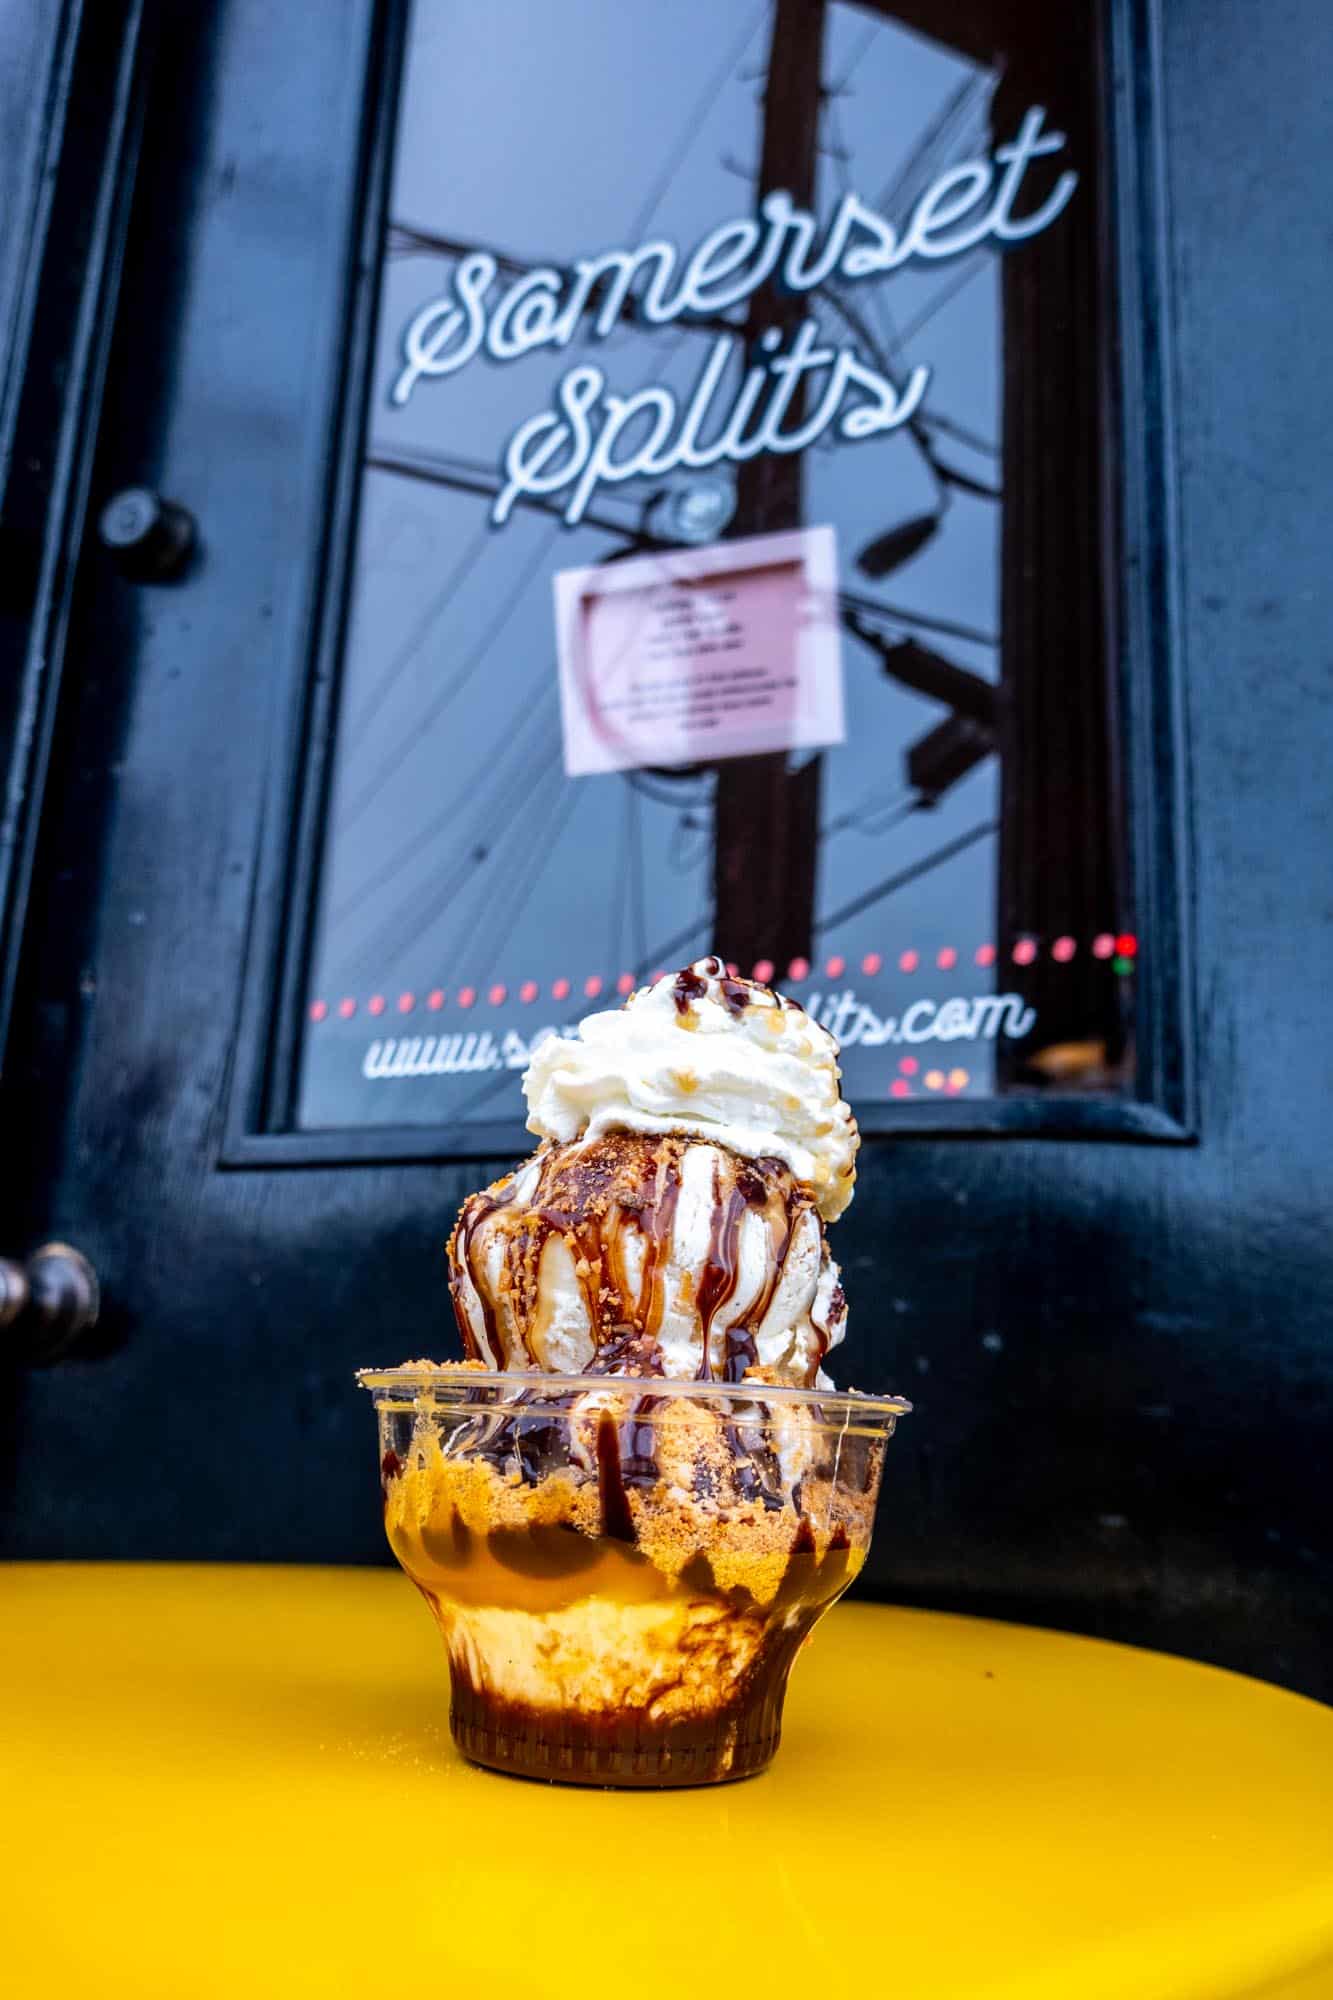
[
  {"x1": 97, "y1": 487, "x2": 197, "y2": 581},
  {"x1": 0, "y1": 1243, "x2": 101, "y2": 1363}
]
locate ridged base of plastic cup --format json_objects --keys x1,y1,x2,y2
[{"x1": 449, "y1": 1674, "x2": 781, "y2": 1788}]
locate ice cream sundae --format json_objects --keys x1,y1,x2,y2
[{"x1": 360, "y1": 957, "x2": 908, "y2": 1785}]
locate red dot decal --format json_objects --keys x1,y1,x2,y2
[
  {"x1": 338, "y1": 998, "x2": 356, "y2": 1019},
  {"x1": 397, "y1": 992, "x2": 415, "y2": 1014},
  {"x1": 861, "y1": 952, "x2": 882, "y2": 976},
  {"x1": 427, "y1": 988, "x2": 445, "y2": 1011},
  {"x1": 974, "y1": 943, "x2": 996, "y2": 968},
  {"x1": 787, "y1": 957, "x2": 810, "y2": 981},
  {"x1": 899, "y1": 950, "x2": 919, "y2": 973},
  {"x1": 890, "y1": 1079, "x2": 911, "y2": 1099},
  {"x1": 488, "y1": 983, "x2": 506, "y2": 1007},
  {"x1": 308, "y1": 999, "x2": 328, "y2": 1023},
  {"x1": 725, "y1": 961, "x2": 739, "y2": 977},
  {"x1": 368, "y1": 994, "x2": 386, "y2": 1016},
  {"x1": 825, "y1": 954, "x2": 846, "y2": 978},
  {"x1": 584, "y1": 974, "x2": 602, "y2": 998},
  {"x1": 1052, "y1": 936, "x2": 1076, "y2": 963},
  {"x1": 1013, "y1": 939, "x2": 1038, "y2": 966},
  {"x1": 649, "y1": 969, "x2": 666, "y2": 984},
  {"x1": 1092, "y1": 933, "x2": 1115, "y2": 960},
  {"x1": 752, "y1": 958, "x2": 775, "y2": 984},
  {"x1": 936, "y1": 947, "x2": 957, "y2": 970},
  {"x1": 458, "y1": 986, "x2": 476, "y2": 1009},
  {"x1": 1116, "y1": 933, "x2": 1138, "y2": 958},
  {"x1": 552, "y1": 977, "x2": 570, "y2": 1001},
  {"x1": 616, "y1": 971, "x2": 635, "y2": 995},
  {"x1": 898, "y1": 1056, "x2": 918, "y2": 1076},
  {"x1": 519, "y1": 980, "x2": 539, "y2": 1004}
]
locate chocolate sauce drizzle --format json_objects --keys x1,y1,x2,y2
[
  {"x1": 694, "y1": 1164, "x2": 749, "y2": 1384},
  {"x1": 670, "y1": 954, "x2": 755, "y2": 1022},
  {"x1": 447, "y1": 1128, "x2": 830, "y2": 1532},
  {"x1": 671, "y1": 964, "x2": 711, "y2": 1014},
  {"x1": 450, "y1": 1177, "x2": 519, "y2": 1367},
  {"x1": 596, "y1": 1411, "x2": 637, "y2": 1541}
]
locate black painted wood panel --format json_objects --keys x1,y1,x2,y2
[{"x1": 0, "y1": 0, "x2": 1329, "y2": 1703}]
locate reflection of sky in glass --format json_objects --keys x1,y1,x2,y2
[{"x1": 297, "y1": 0, "x2": 1102, "y2": 1132}]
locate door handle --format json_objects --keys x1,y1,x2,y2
[{"x1": 0, "y1": 1243, "x2": 100, "y2": 1362}]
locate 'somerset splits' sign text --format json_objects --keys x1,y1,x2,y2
[{"x1": 389, "y1": 106, "x2": 1078, "y2": 527}]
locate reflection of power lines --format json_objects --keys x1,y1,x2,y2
[
  {"x1": 329, "y1": 682, "x2": 558, "y2": 929},
  {"x1": 333, "y1": 511, "x2": 678, "y2": 983},
  {"x1": 822, "y1": 787, "x2": 919, "y2": 840},
  {"x1": 831, "y1": 43, "x2": 1008, "y2": 509},
  {"x1": 814, "y1": 818, "x2": 996, "y2": 933},
  {"x1": 344, "y1": 731, "x2": 565, "y2": 987},
  {"x1": 819, "y1": 71, "x2": 1002, "y2": 551},
  {"x1": 875, "y1": 65, "x2": 994, "y2": 222},
  {"x1": 327, "y1": 7, "x2": 772, "y2": 959},
  {"x1": 344, "y1": 512, "x2": 493, "y2": 743},
  {"x1": 338, "y1": 519, "x2": 560, "y2": 829},
  {"x1": 365, "y1": 447, "x2": 655, "y2": 541},
  {"x1": 384, "y1": 0, "x2": 767, "y2": 323},
  {"x1": 896, "y1": 257, "x2": 991, "y2": 348},
  {"x1": 608, "y1": 780, "x2": 648, "y2": 971},
  {"x1": 839, "y1": 585, "x2": 995, "y2": 651},
  {"x1": 625, "y1": 813, "x2": 998, "y2": 982},
  {"x1": 466, "y1": 773, "x2": 584, "y2": 995}
]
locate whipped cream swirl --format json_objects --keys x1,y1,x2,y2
[{"x1": 523, "y1": 957, "x2": 859, "y2": 1221}]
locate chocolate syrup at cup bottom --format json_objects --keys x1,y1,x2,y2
[
  {"x1": 445, "y1": 1601, "x2": 821, "y2": 1787},
  {"x1": 396, "y1": 1503, "x2": 857, "y2": 1787}
]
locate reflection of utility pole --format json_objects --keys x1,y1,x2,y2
[
  {"x1": 710, "y1": 0, "x2": 826, "y2": 973},
  {"x1": 988, "y1": 39, "x2": 1126, "y2": 1084}
]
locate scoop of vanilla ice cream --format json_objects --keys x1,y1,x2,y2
[
  {"x1": 524, "y1": 957, "x2": 858, "y2": 1222},
  {"x1": 449, "y1": 1132, "x2": 848, "y2": 1387}
]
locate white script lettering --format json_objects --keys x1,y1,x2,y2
[
  {"x1": 803, "y1": 987, "x2": 1038, "y2": 1047},
  {"x1": 388, "y1": 107, "x2": 1078, "y2": 525}
]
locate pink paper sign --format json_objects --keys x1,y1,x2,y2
[{"x1": 553, "y1": 526, "x2": 845, "y2": 777}]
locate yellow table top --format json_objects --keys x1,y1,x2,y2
[{"x1": 3, "y1": 1565, "x2": 1331, "y2": 2000}]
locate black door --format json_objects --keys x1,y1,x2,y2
[{"x1": 2, "y1": 0, "x2": 1330, "y2": 1701}]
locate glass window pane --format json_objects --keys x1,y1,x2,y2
[{"x1": 297, "y1": 0, "x2": 1132, "y2": 1135}]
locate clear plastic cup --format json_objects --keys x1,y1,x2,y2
[{"x1": 357, "y1": 1367, "x2": 910, "y2": 1787}]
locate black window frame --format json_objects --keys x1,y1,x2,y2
[{"x1": 221, "y1": 0, "x2": 1195, "y2": 1169}]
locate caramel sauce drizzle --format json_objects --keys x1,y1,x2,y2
[
  {"x1": 446, "y1": 1131, "x2": 833, "y2": 1532},
  {"x1": 450, "y1": 1178, "x2": 519, "y2": 1367},
  {"x1": 451, "y1": 1139, "x2": 825, "y2": 1384}
]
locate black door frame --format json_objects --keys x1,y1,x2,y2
[{"x1": 0, "y1": 0, "x2": 152, "y2": 1071}]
